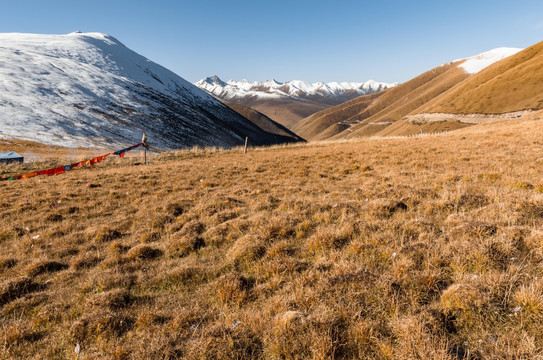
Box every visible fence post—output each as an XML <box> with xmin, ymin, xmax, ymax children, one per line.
<box><xmin>142</xmin><ymin>132</ymin><xmax>148</xmax><ymax>165</ymax></box>
<box><xmin>244</xmin><ymin>137</ymin><xmax>248</xmax><ymax>154</ymax></box>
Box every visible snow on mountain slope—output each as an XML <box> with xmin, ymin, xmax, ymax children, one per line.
<box><xmin>195</xmin><ymin>76</ymin><xmax>396</xmax><ymax>101</ymax></box>
<box><xmin>0</xmin><ymin>33</ymin><xmax>297</xmax><ymax>149</ymax></box>
<box><xmin>457</xmin><ymin>47</ymin><xmax>522</xmax><ymax>74</ymax></box>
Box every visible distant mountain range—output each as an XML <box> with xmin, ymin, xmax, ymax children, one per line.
<box><xmin>292</xmin><ymin>46</ymin><xmax>531</xmax><ymax>140</ymax></box>
<box><xmin>0</xmin><ymin>33</ymin><xmax>301</xmax><ymax>149</ymax></box>
<box><xmin>195</xmin><ymin>76</ymin><xmax>396</xmax><ymax>128</ymax></box>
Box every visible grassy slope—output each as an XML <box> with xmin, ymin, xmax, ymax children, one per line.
<box><xmin>294</xmin><ymin>62</ymin><xmax>469</xmax><ymax>141</ymax></box>
<box><xmin>418</xmin><ymin>41</ymin><xmax>543</xmax><ymax>114</ymax></box>
<box><xmin>230</xmin><ymin>98</ymin><xmax>330</xmax><ymax>129</ymax></box>
<box><xmin>3</xmin><ymin>114</ymin><xmax>543</xmax><ymax>358</ymax></box>
<box><xmin>291</xmin><ymin>92</ymin><xmax>381</xmax><ymax>140</ymax></box>
<box><xmin>376</xmin><ymin>118</ymin><xmax>470</xmax><ymax>137</ymax></box>
<box><xmin>221</xmin><ymin>101</ymin><xmax>306</xmax><ymax>142</ymax></box>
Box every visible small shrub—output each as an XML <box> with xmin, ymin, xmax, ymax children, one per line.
<box><xmin>94</xmin><ymin>227</ymin><xmax>122</xmax><ymax>242</ymax></box>
<box><xmin>87</xmin><ymin>288</ymin><xmax>132</xmax><ymax>310</ymax></box>
<box><xmin>140</xmin><ymin>230</ymin><xmax>162</xmax><ymax>243</ymax></box>
<box><xmin>440</xmin><ymin>282</ymin><xmax>488</xmax><ymax>328</ymax></box>
<box><xmin>45</xmin><ymin>213</ymin><xmax>64</xmax><ymax>222</ymax></box>
<box><xmin>226</xmin><ymin>235</ymin><xmax>266</xmax><ymax>264</ymax></box>
<box><xmin>167</xmin><ymin>235</ymin><xmax>205</xmax><ymax>258</ymax></box>
<box><xmin>178</xmin><ymin>220</ymin><xmax>205</xmax><ymax>237</ymax></box>
<box><xmin>513</xmin><ymin>181</ymin><xmax>534</xmax><ymax>190</ymax></box>
<box><xmin>26</xmin><ymin>260</ymin><xmax>68</xmax><ymax>276</ymax></box>
<box><xmin>166</xmin><ymin>202</ymin><xmax>188</xmax><ymax>217</ymax></box>
<box><xmin>368</xmin><ymin>199</ymin><xmax>409</xmax><ymax>219</ymax></box>
<box><xmin>73</xmin><ymin>311</ymin><xmax>134</xmax><ymax>340</ymax></box>
<box><xmin>0</xmin><ymin>277</ymin><xmax>42</xmax><ymax>305</ymax></box>
<box><xmin>0</xmin><ymin>231</ymin><xmax>13</xmax><ymax>242</ymax></box>
<box><xmin>512</xmin><ymin>281</ymin><xmax>543</xmax><ymax>319</ymax></box>
<box><xmin>0</xmin><ymin>258</ymin><xmax>17</xmax><ymax>271</ymax></box>
<box><xmin>127</xmin><ymin>244</ymin><xmax>162</xmax><ymax>261</ymax></box>
<box><xmin>215</xmin><ymin>272</ymin><xmax>252</xmax><ymax>305</ymax></box>
<box><xmin>307</xmin><ymin>226</ymin><xmax>350</xmax><ymax>252</ymax></box>
<box><xmin>70</xmin><ymin>254</ymin><xmax>102</xmax><ymax>270</ymax></box>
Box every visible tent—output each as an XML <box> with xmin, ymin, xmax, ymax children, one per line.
<box><xmin>0</xmin><ymin>151</ymin><xmax>24</xmax><ymax>164</ymax></box>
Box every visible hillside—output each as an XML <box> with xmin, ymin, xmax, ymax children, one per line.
<box><xmin>195</xmin><ymin>76</ymin><xmax>395</xmax><ymax>128</ymax></box>
<box><xmin>2</xmin><ymin>113</ymin><xmax>543</xmax><ymax>358</ymax></box>
<box><xmin>221</xmin><ymin>102</ymin><xmax>305</xmax><ymax>143</ymax></box>
<box><xmin>0</xmin><ymin>33</ymin><xmax>301</xmax><ymax>149</ymax></box>
<box><xmin>294</xmin><ymin>61</ymin><xmax>470</xmax><ymax>140</ymax></box>
<box><xmin>416</xmin><ymin>41</ymin><xmax>543</xmax><ymax>114</ymax></box>
<box><xmin>295</xmin><ymin>47</ymin><xmax>522</xmax><ymax>141</ymax></box>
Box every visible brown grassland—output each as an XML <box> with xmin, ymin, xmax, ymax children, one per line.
<box><xmin>293</xmin><ymin>40</ymin><xmax>543</xmax><ymax>142</ymax></box>
<box><xmin>293</xmin><ymin>62</ymin><xmax>469</xmax><ymax>141</ymax></box>
<box><xmin>2</xmin><ymin>113</ymin><xmax>543</xmax><ymax>359</ymax></box>
<box><xmin>228</xmin><ymin>98</ymin><xmax>330</xmax><ymax>130</ymax></box>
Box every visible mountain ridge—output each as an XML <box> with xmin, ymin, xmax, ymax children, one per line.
<box><xmin>196</xmin><ymin>76</ymin><xmax>395</xmax><ymax>101</ymax></box>
<box><xmin>0</xmin><ymin>32</ymin><xmax>301</xmax><ymax>149</ymax></box>
<box><xmin>294</xmin><ymin>46</ymin><xmax>526</xmax><ymax>141</ymax></box>
<box><xmin>195</xmin><ymin>75</ymin><xmax>396</xmax><ymax>128</ymax></box>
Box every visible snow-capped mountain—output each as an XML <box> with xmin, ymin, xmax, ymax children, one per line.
<box><xmin>195</xmin><ymin>76</ymin><xmax>396</xmax><ymax>128</ymax></box>
<box><xmin>196</xmin><ymin>76</ymin><xmax>395</xmax><ymax>102</ymax></box>
<box><xmin>0</xmin><ymin>32</ymin><xmax>299</xmax><ymax>148</ymax></box>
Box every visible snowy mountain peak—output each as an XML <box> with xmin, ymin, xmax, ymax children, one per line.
<box><xmin>197</xmin><ymin>75</ymin><xmax>227</xmax><ymax>87</ymax></box>
<box><xmin>264</xmin><ymin>79</ymin><xmax>283</xmax><ymax>87</ymax></box>
<box><xmin>457</xmin><ymin>47</ymin><xmax>523</xmax><ymax>74</ymax></box>
<box><xmin>195</xmin><ymin>76</ymin><xmax>396</xmax><ymax>101</ymax></box>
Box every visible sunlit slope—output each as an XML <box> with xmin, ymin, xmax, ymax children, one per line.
<box><xmin>295</xmin><ymin>62</ymin><xmax>469</xmax><ymax>140</ymax></box>
<box><xmin>291</xmin><ymin>92</ymin><xmax>381</xmax><ymax>140</ymax></box>
<box><xmin>418</xmin><ymin>41</ymin><xmax>543</xmax><ymax>114</ymax></box>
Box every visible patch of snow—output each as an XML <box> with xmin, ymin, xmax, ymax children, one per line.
<box><xmin>457</xmin><ymin>47</ymin><xmax>523</xmax><ymax>74</ymax></box>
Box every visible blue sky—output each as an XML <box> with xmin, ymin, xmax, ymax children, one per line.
<box><xmin>1</xmin><ymin>1</ymin><xmax>542</xmax><ymax>83</ymax></box>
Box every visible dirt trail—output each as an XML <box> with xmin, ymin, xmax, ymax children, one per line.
<box><xmin>405</xmin><ymin>110</ymin><xmax>533</xmax><ymax>124</ymax></box>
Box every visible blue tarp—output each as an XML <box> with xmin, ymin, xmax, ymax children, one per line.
<box><xmin>0</xmin><ymin>151</ymin><xmax>24</xmax><ymax>164</ymax></box>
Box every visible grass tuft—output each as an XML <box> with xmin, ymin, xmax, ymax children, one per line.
<box><xmin>127</xmin><ymin>244</ymin><xmax>163</xmax><ymax>261</ymax></box>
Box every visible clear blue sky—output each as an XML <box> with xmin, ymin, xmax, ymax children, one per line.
<box><xmin>1</xmin><ymin>0</ymin><xmax>542</xmax><ymax>83</ymax></box>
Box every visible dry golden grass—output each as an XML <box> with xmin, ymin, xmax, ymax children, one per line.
<box><xmin>293</xmin><ymin>62</ymin><xmax>469</xmax><ymax>141</ymax></box>
<box><xmin>292</xmin><ymin>93</ymin><xmax>381</xmax><ymax>140</ymax></box>
<box><xmin>294</xmin><ymin>40</ymin><xmax>543</xmax><ymax>141</ymax></box>
<box><xmin>222</xmin><ymin>101</ymin><xmax>305</xmax><ymax>142</ymax></box>
<box><xmin>231</xmin><ymin>98</ymin><xmax>330</xmax><ymax>129</ymax></box>
<box><xmin>3</xmin><ymin>115</ymin><xmax>543</xmax><ymax>358</ymax></box>
<box><xmin>0</xmin><ymin>139</ymin><xmax>109</xmax><ymax>162</ymax></box>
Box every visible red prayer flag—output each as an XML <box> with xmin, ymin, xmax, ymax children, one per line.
<box><xmin>0</xmin><ymin>142</ymin><xmax>139</xmax><ymax>181</ymax></box>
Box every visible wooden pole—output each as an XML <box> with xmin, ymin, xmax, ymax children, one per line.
<box><xmin>244</xmin><ymin>137</ymin><xmax>248</xmax><ymax>154</ymax></box>
<box><xmin>142</xmin><ymin>132</ymin><xmax>148</xmax><ymax>165</ymax></box>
